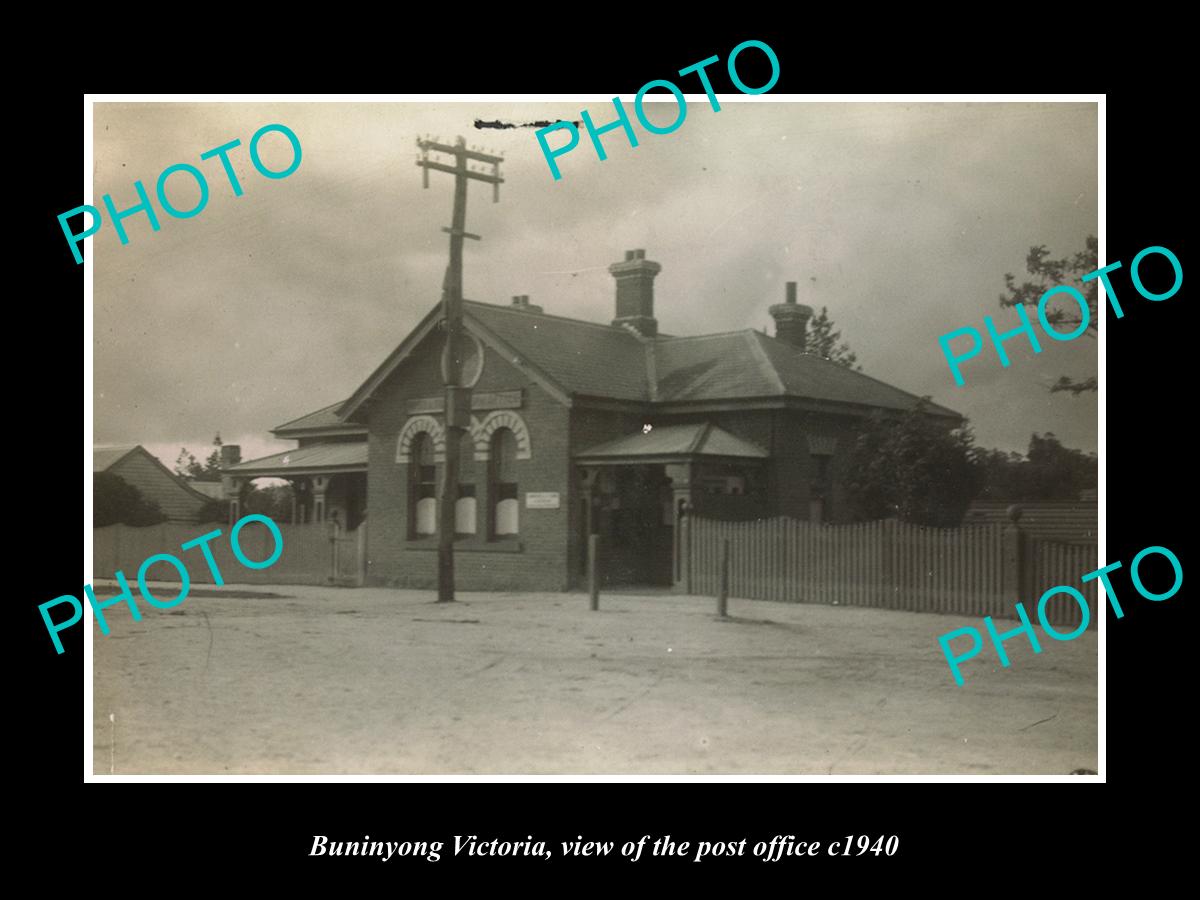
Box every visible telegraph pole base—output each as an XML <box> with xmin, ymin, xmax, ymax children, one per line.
<box><xmin>437</xmin><ymin>546</ymin><xmax>455</xmax><ymax>602</ymax></box>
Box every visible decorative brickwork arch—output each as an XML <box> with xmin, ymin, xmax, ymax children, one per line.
<box><xmin>397</xmin><ymin>415</ymin><xmax>446</xmax><ymax>463</ymax></box>
<box><xmin>468</xmin><ymin>415</ymin><xmax>488</xmax><ymax>461</ymax></box>
<box><xmin>474</xmin><ymin>410</ymin><xmax>532</xmax><ymax>461</ymax></box>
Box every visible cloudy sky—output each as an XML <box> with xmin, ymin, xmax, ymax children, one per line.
<box><xmin>91</xmin><ymin>100</ymin><xmax>1098</xmax><ymax>468</ymax></box>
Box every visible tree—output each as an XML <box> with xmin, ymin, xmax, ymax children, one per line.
<box><xmin>974</xmin><ymin>433</ymin><xmax>1097</xmax><ymax>503</ymax></box>
<box><xmin>973</xmin><ymin>447</ymin><xmax>1028</xmax><ymax>503</ymax></box>
<box><xmin>174</xmin><ymin>433</ymin><xmax>224</xmax><ymax>482</ymax></box>
<box><xmin>845</xmin><ymin>400</ymin><xmax>983</xmax><ymax>527</ymax></box>
<box><xmin>196</xmin><ymin>497</ymin><xmax>230</xmax><ymax>524</ymax></box>
<box><xmin>1024</xmin><ymin>432</ymin><xmax>1097</xmax><ymax>501</ymax></box>
<box><xmin>94</xmin><ymin>472</ymin><xmax>167</xmax><ymax>527</ymax></box>
<box><xmin>999</xmin><ymin>235</ymin><xmax>1098</xmax><ymax>395</ymax></box>
<box><xmin>806</xmin><ymin>307</ymin><xmax>861</xmax><ymax>370</ymax></box>
<box><xmin>242</xmin><ymin>483</ymin><xmax>294</xmax><ymax>522</ymax></box>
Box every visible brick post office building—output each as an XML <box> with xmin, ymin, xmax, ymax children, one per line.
<box><xmin>228</xmin><ymin>249</ymin><xmax>959</xmax><ymax>591</ymax></box>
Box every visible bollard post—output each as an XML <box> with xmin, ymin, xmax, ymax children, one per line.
<box><xmin>717</xmin><ymin>538</ymin><xmax>729</xmax><ymax>618</ymax></box>
<box><xmin>1002</xmin><ymin>504</ymin><xmax>1028</xmax><ymax>606</ymax></box>
<box><xmin>588</xmin><ymin>533</ymin><xmax>600</xmax><ymax>611</ymax></box>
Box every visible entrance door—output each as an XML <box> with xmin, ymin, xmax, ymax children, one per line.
<box><xmin>594</xmin><ymin>465</ymin><xmax>674</xmax><ymax>588</ymax></box>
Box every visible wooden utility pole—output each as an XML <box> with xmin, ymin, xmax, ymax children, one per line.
<box><xmin>416</xmin><ymin>135</ymin><xmax>504</xmax><ymax>602</ymax></box>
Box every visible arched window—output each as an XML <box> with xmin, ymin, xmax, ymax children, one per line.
<box><xmin>490</xmin><ymin>427</ymin><xmax>519</xmax><ymax>537</ymax></box>
<box><xmin>455</xmin><ymin>431</ymin><xmax>477</xmax><ymax>536</ymax></box>
<box><xmin>410</xmin><ymin>432</ymin><xmax>437</xmax><ymax>537</ymax></box>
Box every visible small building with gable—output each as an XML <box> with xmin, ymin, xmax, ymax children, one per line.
<box><xmin>94</xmin><ymin>444</ymin><xmax>217</xmax><ymax>524</ymax></box>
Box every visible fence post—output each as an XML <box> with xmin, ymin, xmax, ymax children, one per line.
<box><xmin>1002</xmin><ymin>505</ymin><xmax>1029</xmax><ymax>607</ymax></box>
<box><xmin>113</xmin><ymin>524</ymin><xmax>122</xmax><ymax>579</ymax></box>
<box><xmin>330</xmin><ymin>526</ymin><xmax>338</xmax><ymax>584</ymax></box>
<box><xmin>356</xmin><ymin>522</ymin><xmax>368</xmax><ymax>587</ymax></box>
<box><xmin>679</xmin><ymin>502</ymin><xmax>692</xmax><ymax>594</ymax></box>
<box><xmin>717</xmin><ymin>538</ymin><xmax>729</xmax><ymax>618</ymax></box>
<box><xmin>588</xmin><ymin>534</ymin><xmax>599</xmax><ymax>611</ymax></box>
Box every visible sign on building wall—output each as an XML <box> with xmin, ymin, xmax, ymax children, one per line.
<box><xmin>406</xmin><ymin>389</ymin><xmax>523</xmax><ymax>415</ymax></box>
<box><xmin>525</xmin><ymin>492</ymin><xmax>560</xmax><ymax>509</ymax></box>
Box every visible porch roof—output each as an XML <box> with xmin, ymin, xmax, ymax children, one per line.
<box><xmin>227</xmin><ymin>443</ymin><xmax>368</xmax><ymax>478</ymax></box>
<box><xmin>575</xmin><ymin>423</ymin><xmax>768</xmax><ymax>465</ymax></box>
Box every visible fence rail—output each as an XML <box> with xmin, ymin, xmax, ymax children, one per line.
<box><xmin>683</xmin><ymin>515</ymin><xmax>1096</xmax><ymax>626</ymax></box>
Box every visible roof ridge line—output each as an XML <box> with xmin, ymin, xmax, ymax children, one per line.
<box><xmin>755</xmin><ymin>330</ymin><xmax>959</xmax><ymax>418</ymax></box>
<box><xmin>464</xmin><ymin>299</ymin><xmax>639</xmax><ymax>336</ymax></box>
<box><xmin>746</xmin><ymin>331</ymin><xmax>787</xmax><ymax>395</ymax></box>
<box><xmin>463</xmin><ymin>311</ymin><xmax>574</xmax><ymax>407</ymax></box>
<box><xmin>659</xmin><ymin>328</ymin><xmax>761</xmax><ymax>342</ymax></box>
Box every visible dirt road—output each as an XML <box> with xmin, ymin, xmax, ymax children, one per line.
<box><xmin>91</xmin><ymin>584</ymin><xmax>1097</xmax><ymax>775</ymax></box>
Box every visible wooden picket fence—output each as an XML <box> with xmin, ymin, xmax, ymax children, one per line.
<box><xmin>92</xmin><ymin>521</ymin><xmax>367</xmax><ymax>587</ymax></box>
<box><xmin>1029</xmin><ymin>538</ymin><xmax>1100</xmax><ymax>628</ymax></box>
<box><xmin>682</xmin><ymin>516</ymin><xmax>1097</xmax><ymax>626</ymax></box>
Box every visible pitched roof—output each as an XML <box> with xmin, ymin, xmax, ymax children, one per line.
<box><xmin>333</xmin><ymin>298</ymin><xmax>962</xmax><ymax>422</ymax></box>
<box><xmin>94</xmin><ymin>445</ymin><xmax>139</xmax><ymax>471</ymax></box>
<box><xmin>577</xmin><ymin>423</ymin><xmax>769</xmax><ymax>462</ymax></box>
<box><xmin>751</xmin><ymin>332</ymin><xmax>959</xmax><ymax>416</ymax></box>
<box><xmin>465</xmin><ymin>302</ymin><xmax>650</xmax><ymax>401</ymax></box>
<box><xmin>273</xmin><ymin>400</ymin><xmax>365</xmax><ymax>436</ymax></box>
<box><xmin>228</xmin><ymin>443</ymin><xmax>368</xmax><ymax>477</ymax></box>
<box><xmin>188</xmin><ymin>481</ymin><xmax>226</xmax><ymax>500</ymax></box>
<box><xmin>93</xmin><ymin>445</ymin><xmax>214</xmax><ymax>522</ymax></box>
<box><xmin>964</xmin><ymin>501</ymin><xmax>1097</xmax><ymax>543</ymax></box>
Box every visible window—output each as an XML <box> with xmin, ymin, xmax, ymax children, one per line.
<box><xmin>455</xmin><ymin>432</ymin><xmax>477</xmax><ymax>536</ymax></box>
<box><xmin>410</xmin><ymin>432</ymin><xmax>437</xmax><ymax>537</ymax></box>
<box><xmin>490</xmin><ymin>427</ymin><xmax>519</xmax><ymax>537</ymax></box>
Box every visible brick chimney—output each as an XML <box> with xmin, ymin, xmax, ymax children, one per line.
<box><xmin>510</xmin><ymin>294</ymin><xmax>543</xmax><ymax>314</ymax></box>
<box><xmin>609</xmin><ymin>249</ymin><xmax>660</xmax><ymax>338</ymax></box>
<box><xmin>219</xmin><ymin>444</ymin><xmax>241</xmax><ymax>502</ymax></box>
<box><xmin>769</xmin><ymin>281</ymin><xmax>813</xmax><ymax>349</ymax></box>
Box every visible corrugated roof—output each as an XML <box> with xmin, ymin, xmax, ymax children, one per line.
<box><xmin>94</xmin><ymin>445</ymin><xmax>139</xmax><ymax>471</ymax></box>
<box><xmin>964</xmin><ymin>502</ymin><xmax>1097</xmax><ymax>542</ymax></box>
<box><xmin>188</xmin><ymin>481</ymin><xmax>225</xmax><ymax>499</ymax></box>
<box><xmin>93</xmin><ymin>445</ymin><xmax>213</xmax><ymax>522</ymax></box>
<box><xmin>577</xmin><ymin>423</ymin><xmax>768</xmax><ymax>460</ymax></box>
<box><xmin>229</xmin><ymin>443</ymin><xmax>368</xmax><ymax>475</ymax></box>
<box><xmin>273</xmin><ymin>400</ymin><xmax>363</xmax><ymax>434</ymax></box>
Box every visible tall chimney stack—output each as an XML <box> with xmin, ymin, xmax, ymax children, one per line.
<box><xmin>769</xmin><ymin>281</ymin><xmax>813</xmax><ymax>349</ymax></box>
<box><xmin>609</xmin><ymin>249</ymin><xmax>661</xmax><ymax>338</ymax></box>
<box><xmin>219</xmin><ymin>444</ymin><xmax>242</xmax><ymax>502</ymax></box>
<box><xmin>510</xmin><ymin>294</ymin><xmax>543</xmax><ymax>314</ymax></box>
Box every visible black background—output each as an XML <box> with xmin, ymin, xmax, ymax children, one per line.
<box><xmin>23</xmin><ymin>24</ymin><xmax>1187</xmax><ymax>885</ymax></box>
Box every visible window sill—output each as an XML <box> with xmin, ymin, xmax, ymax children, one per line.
<box><xmin>405</xmin><ymin>537</ymin><xmax>524</xmax><ymax>553</ymax></box>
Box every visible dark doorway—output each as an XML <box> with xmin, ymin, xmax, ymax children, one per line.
<box><xmin>587</xmin><ymin>465</ymin><xmax>674</xmax><ymax>588</ymax></box>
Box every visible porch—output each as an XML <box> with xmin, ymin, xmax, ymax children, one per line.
<box><xmin>225</xmin><ymin>443</ymin><xmax>368</xmax><ymax>530</ymax></box>
<box><xmin>574</xmin><ymin>422</ymin><xmax>768</xmax><ymax>589</ymax></box>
